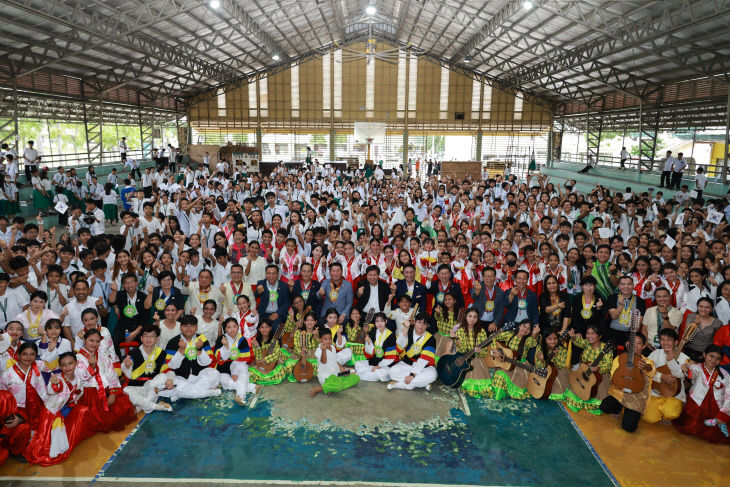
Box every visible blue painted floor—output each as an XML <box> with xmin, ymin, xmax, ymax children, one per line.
<box><xmin>102</xmin><ymin>386</ymin><xmax>614</xmax><ymax>486</ymax></box>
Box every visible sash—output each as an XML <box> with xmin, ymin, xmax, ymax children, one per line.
<box><xmin>666</xmin><ymin>280</ymin><xmax>680</xmax><ymax>307</ymax></box>
<box><xmin>406</xmin><ymin>332</ymin><xmax>432</xmax><ymax>359</ymax></box>
<box><xmin>374</xmin><ymin>328</ymin><xmax>391</xmax><ymax>358</ymax></box>
<box><xmin>78</xmin><ymin>348</ymin><xmax>108</xmax><ymax>411</ymax></box>
<box><xmin>283</xmin><ymin>252</ymin><xmax>298</xmax><ymax>276</ymax></box>
<box><xmin>239</xmin><ymin>310</ymin><xmax>252</xmax><ymax>335</ymax></box>
<box><xmin>26</xmin><ymin>308</ymin><xmax>43</xmax><ymax>339</ymax></box>
<box><xmin>229</xmin><ymin>281</ymin><xmax>244</xmax><ymax>303</ymax></box>
<box><xmin>131</xmin><ymin>347</ymin><xmax>163</xmax><ymax>380</ymax></box>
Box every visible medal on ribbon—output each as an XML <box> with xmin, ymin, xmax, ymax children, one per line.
<box><xmin>199</xmin><ymin>292</ymin><xmax>208</xmax><ymax>301</ymax></box>
<box><xmin>123</xmin><ymin>304</ymin><xmax>137</xmax><ymax>318</ymax></box>
<box><xmin>145</xmin><ymin>361</ymin><xmax>154</xmax><ymax>371</ymax></box>
<box><xmin>185</xmin><ymin>344</ymin><xmax>197</xmax><ymax>360</ymax></box>
<box><xmin>155</xmin><ymin>299</ymin><xmax>166</xmax><ymax>311</ymax></box>
<box><xmin>301</xmin><ymin>290</ymin><xmax>310</xmax><ymax>301</ymax></box>
<box><xmin>581</xmin><ymin>308</ymin><xmax>592</xmax><ymax>319</ymax></box>
<box><xmin>232</xmin><ymin>294</ymin><xmax>240</xmax><ymax>305</ymax></box>
<box><xmin>436</xmin><ymin>292</ymin><xmax>445</xmax><ymax>303</ymax></box>
<box><xmin>412</xmin><ymin>344</ymin><xmax>422</xmax><ymax>354</ymax></box>
<box><xmin>230</xmin><ymin>348</ymin><xmax>240</xmax><ymax>359</ymax></box>
<box><xmin>29</xmin><ymin>326</ymin><xmax>39</xmax><ymax>339</ymax></box>
<box><xmin>485</xmin><ymin>300</ymin><xmax>495</xmax><ymax>311</ymax></box>
<box><xmin>619</xmin><ymin>310</ymin><xmax>630</xmax><ymax>325</ymax></box>
<box><xmin>518</xmin><ymin>299</ymin><xmax>527</xmax><ymax>310</ymax></box>
<box><xmin>329</xmin><ymin>289</ymin><xmax>339</xmax><ymax>301</ymax></box>
<box><xmin>269</xmin><ymin>291</ymin><xmax>278</xmax><ymax>302</ymax></box>
<box><xmin>375</xmin><ymin>347</ymin><xmax>384</xmax><ymax>358</ymax></box>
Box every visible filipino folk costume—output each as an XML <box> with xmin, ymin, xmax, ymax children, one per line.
<box><xmin>564</xmin><ymin>336</ymin><xmax>613</xmax><ymax>413</ymax></box>
<box><xmin>489</xmin><ymin>331</ymin><xmax>538</xmax><ymax>400</ymax></box>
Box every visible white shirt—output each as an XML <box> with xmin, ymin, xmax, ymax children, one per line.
<box><xmin>0</xmin><ymin>287</ymin><xmax>23</xmax><ymax>330</ymax></box>
<box><xmin>23</xmin><ymin>148</ymin><xmax>39</xmax><ymax>165</ymax></box>
<box><xmin>673</xmin><ymin>158</ymin><xmax>687</xmax><ymax>173</ymax></box>
<box><xmin>695</xmin><ymin>173</ymin><xmax>707</xmax><ymax>191</ymax></box>
<box><xmin>365</xmin><ymin>284</ymin><xmax>380</xmax><ymax>312</ymax></box>
<box><xmin>620</xmin><ymin>150</ymin><xmax>629</xmax><ymax>159</ymax></box>
<box><xmin>62</xmin><ymin>297</ymin><xmax>95</xmax><ymax>337</ymax></box>
<box><xmin>662</xmin><ymin>156</ymin><xmax>676</xmax><ymax>171</ymax></box>
<box><xmin>118</xmin><ymin>140</ymin><xmax>127</xmax><ymax>153</ymax></box>
<box><xmin>314</xmin><ymin>344</ymin><xmax>341</xmax><ymax>384</ymax></box>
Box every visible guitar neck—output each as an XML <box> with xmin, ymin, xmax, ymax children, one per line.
<box><xmin>501</xmin><ymin>355</ymin><xmax>535</xmax><ymax>372</ymax></box>
<box><xmin>589</xmin><ymin>345</ymin><xmax>609</xmax><ymax>368</ymax></box>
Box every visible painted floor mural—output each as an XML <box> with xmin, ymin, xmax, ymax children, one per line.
<box><xmin>100</xmin><ymin>383</ymin><xmax>615</xmax><ymax>486</ymax></box>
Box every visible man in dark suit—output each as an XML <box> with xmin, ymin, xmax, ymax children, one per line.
<box><xmin>503</xmin><ymin>269</ymin><xmax>539</xmax><ymax>325</ymax></box>
<box><xmin>425</xmin><ymin>264</ymin><xmax>464</xmax><ymax>310</ymax></box>
<box><xmin>355</xmin><ymin>265</ymin><xmax>392</xmax><ymax>313</ymax></box>
<box><xmin>393</xmin><ymin>263</ymin><xmax>426</xmax><ymax>311</ymax></box>
<box><xmin>109</xmin><ymin>272</ymin><xmax>151</xmax><ymax>355</ymax></box>
<box><xmin>290</xmin><ymin>262</ymin><xmax>322</xmax><ymax>316</ymax></box>
<box><xmin>470</xmin><ymin>266</ymin><xmax>506</xmax><ymax>331</ymax></box>
<box><xmin>255</xmin><ymin>264</ymin><xmax>291</xmax><ymax>331</ymax></box>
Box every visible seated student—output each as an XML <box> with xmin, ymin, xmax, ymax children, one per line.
<box><xmin>431</xmin><ymin>292</ymin><xmax>461</xmax><ymax>357</ymax></box>
<box><xmin>320</xmin><ymin>308</ymin><xmax>353</xmax><ymax>365</ymax></box>
<box><xmin>354</xmin><ymin>312</ymin><xmax>397</xmax><ymax>382</ymax></box>
<box><xmin>194</xmin><ymin>299</ymin><xmax>222</xmax><ymax>347</ymax></box>
<box><xmin>154</xmin><ymin>302</ymin><xmax>181</xmax><ymax>350</ymax></box>
<box><xmin>14</xmin><ymin>290</ymin><xmax>58</xmax><ymax>342</ymax></box>
<box><xmin>0</xmin><ymin>343</ymin><xmax>46</xmax><ymax>460</ymax></box>
<box><xmin>489</xmin><ymin>319</ymin><xmax>540</xmax><ymax>401</ymax></box>
<box><xmin>342</xmin><ymin>307</ymin><xmax>370</xmax><ymax>362</ymax></box>
<box><xmin>386</xmin><ymin>294</ymin><xmax>415</xmax><ymax>336</ymax></box>
<box><xmin>27</xmin><ymin>352</ymin><xmax>94</xmax><ymax>466</ymax></box>
<box><xmin>250</xmin><ymin>319</ymin><xmax>295</xmax><ymax>385</ymax></box>
<box><xmin>121</xmin><ymin>324</ymin><xmax>174</xmax><ymax>413</ymax></box>
<box><xmin>158</xmin><ymin>315</ymin><xmax>221</xmax><ymax>402</ymax></box>
<box><xmin>564</xmin><ymin>325</ymin><xmax>614</xmax><ymax>413</ymax></box>
<box><xmin>37</xmin><ymin>319</ymin><xmax>73</xmax><ymax>379</ymax></box>
<box><xmin>387</xmin><ymin>312</ymin><xmax>437</xmax><ymax>391</ymax></box>
<box><xmin>643</xmin><ymin>328</ymin><xmax>690</xmax><ymax>424</ymax></box>
<box><xmin>534</xmin><ymin>327</ymin><xmax>571</xmax><ymax>401</ymax></box>
<box><xmin>310</xmin><ymin>327</ymin><xmax>360</xmax><ymax>397</ymax></box>
<box><xmin>599</xmin><ymin>332</ymin><xmax>656</xmax><ymax>433</ymax></box>
<box><xmin>0</xmin><ymin>321</ymin><xmax>24</xmax><ymax>369</ymax></box>
<box><xmin>75</xmin><ymin>329</ymin><xmax>137</xmax><ymax>433</ymax></box>
<box><xmin>215</xmin><ymin>318</ymin><xmax>256</xmax><ymax>406</ymax></box>
<box><xmin>674</xmin><ymin>345</ymin><xmax>730</xmax><ymax>443</ymax></box>
<box><xmin>449</xmin><ymin>309</ymin><xmax>491</xmax><ymax>397</ymax></box>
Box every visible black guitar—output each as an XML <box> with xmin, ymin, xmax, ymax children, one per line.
<box><xmin>436</xmin><ymin>322</ymin><xmax>517</xmax><ymax>388</ymax></box>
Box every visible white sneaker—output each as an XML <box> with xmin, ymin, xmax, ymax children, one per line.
<box><xmin>425</xmin><ymin>384</ymin><xmax>432</xmax><ymax>391</ymax></box>
<box><xmin>387</xmin><ymin>381</ymin><xmax>397</xmax><ymax>390</ymax></box>
<box><xmin>210</xmin><ymin>388</ymin><xmax>222</xmax><ymax>397</ymax></box>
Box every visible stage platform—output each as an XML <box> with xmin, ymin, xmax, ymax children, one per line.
<box><xmin>2</xmin><ymin>381</ymin><xmax>727</xmax><ymax>487</ymax></box>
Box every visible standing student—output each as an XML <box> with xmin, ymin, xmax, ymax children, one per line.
<box><xmin>694</xmin><ymin>166</ymin><xmax>707</xmax><ymax>201</ymax></box>
<box><xmin>309</xmin><ymin>327</ymin><xmax>360</xmax><ymax>397</ymax></box>
<box><xmin>659</xmin><ymin>150</ymin><xmax>675</xmax><ymax>188</ymax></box>
<box><xmin>670</xmin><ymin>152</ymin><xmax>687</xmax><ymax>190</ymax></box>
<box><xmin>619</xmin><ymin>147</ymin><xmax>630</xmax><ymax>170</ymax></box>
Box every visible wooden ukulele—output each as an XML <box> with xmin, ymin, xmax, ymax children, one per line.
<box><xmin>281</xmin><ymin>306</ymin><xmax>311</xmax><ymax>350</ymax></box>
<box><xmin>355</xmin><ymin>308</ymin><xmax>376</xmax><ymax>344</ymax></box>
<box><xmin>651</xmin><ymin>322</ymin><xmax>698</xmax><ymax>398</ymax></box>
<box><xmin>292</xmin><ymin>327</ymin><xmax>315</xmax><ymax>382</ymax></box>
<box><xmin>568</xmin><ymin>342</ymin><xmax>615</xmax><ymax>402</ymax></box>
<box><xmin>611</xmin><ymin>308</ymin><xmax>650</xmax><ymax>394</ymax></box>
<box><xmin>436</xmin><ymin>322</ymin><xmax>516</xmax><ymax>388</ymax></box>
<box><xmin>527</xmin><ymin>329</ymin><xmax>570</xmax><ymax>400</ymax></box>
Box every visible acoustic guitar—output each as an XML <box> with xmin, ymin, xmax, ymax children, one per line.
<box><xmin>611</xmin><ymin>308</ymin><xmax>650</xmax><ymax>394</ymax></box>
<box><xmin>436</xmin><ymin>322</ymin><xmax>516</xmax><ymax>388</ymax></box>
<box><xmin>255</xmin><ymin>314</ymin><xmax>300</xmax><ymax>374</ymax></box>
<box><xmin>651</xmin><ymin>322</ymin><xmax>698</xmax><ymax>398</ymax></box>
<box><xmin>568</xmin><ymin>343</ymin><xmax>615</xmax><ymax>402</ymax></box>
<box><xmin>527</xmin><ymin>329</ymin><xmax>570</xmax><ymax>400</ymax></box>
<box><xmin>486</xmin><ymin>345</ymin><xmax>555</xmax><ymax>400</ymax></box>
<box><xmin>281</xmin><ymin>305</ymin><xmax>311</xmax><ymax>350</ymax></box>
<box><xmin>292</xmin><ymin>327</ymin><xmax>315</xmax><ymax>382</ymax></box>
<box><xmin>355</xmin><ymin>308</ymin><xmax>376</xmax><ymax>343</ymax></box>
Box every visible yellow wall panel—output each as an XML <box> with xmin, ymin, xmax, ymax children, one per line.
<box><xmin>448</xmin><ymin>69</ymin><xmax>473</xmax><ymax>121</ymax></box>
<box><xmin>341</xmin><ymin>42</ymin><xmax>367</xmax><ymax>120</ymax></box>
<box><xmin>267</xmin><ymin>69</ymin><xmax>291</xmax><ymax>119</ymax></box>
<box><xmin>374</xmin><ymin>52</ymin><xmax>398</xmax><ymax>121</ymax></box>
<box><xmin>299</xmin><ymin>57</ymin><xmax>323</xmax><ymax>119</ymax></box>
<box><xmin>416</xmin><ymin>58</ymin><xmax>440</xmax><ymax>121</ymax></box>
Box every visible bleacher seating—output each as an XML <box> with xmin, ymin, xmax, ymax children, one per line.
<box><xmin>540</xmin><ymin>161</ymin><xmax>728</xmax><ymax>200</ymax></box>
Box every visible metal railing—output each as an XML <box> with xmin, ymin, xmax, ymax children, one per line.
<box><xmin>23</xmin><ymin>150</ymin><xmax>145</xmax><ymax>170</ymax></box>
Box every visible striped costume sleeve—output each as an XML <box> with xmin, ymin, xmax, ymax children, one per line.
<box><xmin>418</xmin><ymin>336</ymin><xmax>437</xmax><ymax>366</ymax></box>
<box><xmin>235</xmin><ymin>337</ymin><xmax>253</xmax><ymax>363</ymax></box>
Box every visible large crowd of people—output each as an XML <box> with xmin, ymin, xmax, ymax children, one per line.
<box><xmin>0</xmin><ymin>147</ymin><xmax>729</xmax><ymax>467</ymax></box>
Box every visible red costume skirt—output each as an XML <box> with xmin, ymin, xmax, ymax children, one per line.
<box><xmin>673</xmin><ymin>392</ymin><xmax>730</xmax><ymax>444</ymax></box>
<box><xmin>78</xmin><ymin>387</ymin><xmax>137</xmax><ymax>433</ymax></box>
<box><xmin>0</xmin><ymin>391</ymin><xmax>30</xmax><ymax>466</ymax></box>
<box><xmin>22</xmin><ymin>403</ymin><xmax>97</xmax><ymax>466</ymax></box>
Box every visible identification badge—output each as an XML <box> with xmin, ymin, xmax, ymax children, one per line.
<box><xmin>518</xmin><ymin>299</ymin><xmax>527</xmax><ymax>310</ymax></box>
<box><xmin>485</xmin><ymin>300</ymin><xmax>495</xmax><ymax>312</ymax></box>
<box><xmin>155</xmin><ymin>299</ymin><xmax>166</xmax><ymax>310</ymax></box>
<box><xmin>301</xmin><ymin>290</ymin><xmax>310</xmax><ymax>301</ymax></box>
<box><xmin>619</xmin><ymin>310</ymin><xmax>630</xmax><ymax>325</ymax></box>
<box><xmin>123</xmin><ymin>305</ymin><xmax>137</xmax><ymax>318</ymax></box>
<box><xmin>436</xmin><ymin>292</ymin><xmax>445</xmax><ymax>303</ymax></box>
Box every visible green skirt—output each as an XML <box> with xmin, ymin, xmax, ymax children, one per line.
<box><xmin>345</xmin><ymin>341</ymin><xmax>366</xmax><ymax>365</ymax></box>
<box><xmin>563</xmin><ymin>388</ymin><xmax>602</xmax><ymax>414</ymax></box>
<box><xmin>528</xmin><ymin>160</ymin><xmax>537</xmax><ymax>171</ymax></box>
<box><xmin>103</xmin><ymin>203</ymin><xmax>118</xmax><ymax>221</ymax></box>
<box><xmin>0</xmin><ymin>200</ymin><xmax>8</xmax><ymax>215</ymax></box>
<box><xmin>6</xmin><ymin>200</ymin><xmax>20</xmax><ymax>215</ymax></box>
<box><xmin>250</xmin><ymin>358</ymin><xmax>297</xmax><ymax>385</ymax></box>
<box><xmin>490</xmin><ymin>369</ymin><xmax>530</xmax><ymax>400</ymax></box>
<box><xmin>34</xmin><ymin>189</ymin><xmax>53</xmax><ymax>210</ymax></box>
<box><xmin>461</xmin><ymin>378</ymin><xmax>494</xmax><ymax>398</ymax></box>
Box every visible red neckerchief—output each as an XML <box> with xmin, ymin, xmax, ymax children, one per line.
<box><xmin>300</xmin><ymin>279</ymin><xmax>313</xmax><ymax>291</ymax></box>
<box><xmin>385</xmin><ymin>258</ymin><xmax>396</xmax><ymax>275</ymax></box>
<box><xmin>368</xmin><ymin>252</ymin><xmax>380</xmax><ymax>266</ymax></box>
<box><xmin>56</xmin><ymin>374</ymin><xmax>82</xmax><ymax>405</ymax></box>
<box><xmin>345</xmin><ymin>255</ymin><xmax>356</xmax><ymax>280</ymax></box>
<box><xmin>634</xmin><ymin>272</ymin><xmax>648</xmax><ymax>293</ymax></box>
<box><xmin>230</xmin><ymin>280</ymin><xmax>244</xmax><ymax>296</ymax></box>
<box><xmin>409</xmin><ymin>250</ymin><xmax>416</xmax><ymax>262</ymax></box>
<box><xmin>312</xmin><ymin>258</ymin><xmax>322</xmax><ymax>281</ymax></box>
<box><xmin>223</xmin><ymin>225</ymin><xmax>234</xmax><ymax>240</ymax></box>
<box><xmin>666</xmin><ymin>279</ymin><xmax>680</xmax><ymax>307</ymax></box>
<box><xmin>231</xmin><ymin>243</ymin><xmax>246</xmax><ymax>262</ymax></box>
<box><xmin>78</xmin><ymin>347</ymin><xmax>108</xmax><ymax>411</ymax></box>
<box><xmin>239</xmin><ymin>310</ymin><xmax>251</xmax><ymax>332</ymax></box>
<box><xmin>275</xmin><ymin>240</ymin><xmax>286</xmax><ymax>251</ymax></box>
<box><xmin>283</xmin><ymin>251</ymin><xmax>298</xmax><ymax>274</ymax></box>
